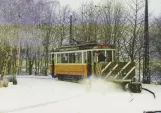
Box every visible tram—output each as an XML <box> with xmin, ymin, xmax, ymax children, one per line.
<box><xmin>49</xmin><ymin>42</ymin><xmax>142</xmax><ymax>93</ymax></box>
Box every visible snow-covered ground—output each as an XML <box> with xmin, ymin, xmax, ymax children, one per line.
<box><xmin>0</xmin><ymin>75</ymin><xmax>161</xmax><ymax>113</ymax></box>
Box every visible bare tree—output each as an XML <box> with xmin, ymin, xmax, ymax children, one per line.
<box><xmin>57</xmin><ymin>5</ymin><xmax>71</xmax><ymax>46</ymax></box>
<box><xmin>150</xmin><ymin>16</ymin><xmax>161</xmax><ymax>76</ymax></box>
<box><xmin>76</xmin><ymin>2</ymin><xmax>101</xmax><ymax>42</ymax></box>
<box><xmin>38</xmin><ymin>1</ymin><xmax>60</xmax><ymax>76</ymax></box>
<box><xmin>121</xmin><ymin>0</ymin><xmax>144</xmax><ymax>62</ymax></box>
<box><xmin>98</xmin><ymin>0</ymin><xmax>126</xmax><ymax>61</ymax></box>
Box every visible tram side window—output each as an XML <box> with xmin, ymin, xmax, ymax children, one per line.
<box><xmin>54</xmin><ymin>54</ymin><xmax>57</xmax><ymax>63</ymax></box>
<box><xmin>61</xmin><ymin>53</ymin><xmax>68</xmax><ymax>63</ymax></box>
<box><xmin>57</xmin><ymin>54</ymin><xmax>61</xmax><ymax>63</ymax></box>
<box><xmin>69</xmin><ymin>53</ymin><xmax>75</xmax><ymax>63</ymax></box>
<box><xmin>57</xmin><ymin>53</ymin><xmax>69</xmax><ymax>63</ymax></box>
<box><xmin>83</xmin><ymin>52</ymin><xmax>87</xmax><ymax>63</ymax></box>
<box><xmin>75</xmin><ymin>52</ymin><xmax>82</xmax><ymax>63</ymax></box>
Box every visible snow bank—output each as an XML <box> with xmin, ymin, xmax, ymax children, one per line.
<box><xmin>0</xmin><ymin>75</ymin><xmax>161</xmax><ymax>113</ymax></box>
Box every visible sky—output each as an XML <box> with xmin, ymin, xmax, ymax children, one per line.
<box><xmin>58</xmin><ymin>0</ymin><xmax>161</xmax><ymax>17</ymax></box>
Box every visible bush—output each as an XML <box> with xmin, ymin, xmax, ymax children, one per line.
<box><xmin>0</xmin><ymin>81</ymin><xmax>3</xmax><ymax>87</ymax></box>
<box><xmin>0</xmin><ymin>80</ymin><xmax>9</xmax><ymax>87</ymax></box>
<box><xmin>3</xmin><ymin>81</ymin><xmax>8</xmax><ymax>87</ymax></box>
<box><xmin>13</xmin><ymin>78</ymin><xmax>17</xmax><ymax>85</ymax></box>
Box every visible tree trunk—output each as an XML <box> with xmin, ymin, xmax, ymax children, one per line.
<box><xmin>44</xmin><ymin>29</ymin><xmax>50</xmax><ymax>76</ymax></box>
<box><xmin>26</xmin><ymin>47</ymin><xmax>28</xmax><ymax>73</ymax></box>
<box><xmin>28</xmin><ymin>60</ymin><xmax>33</xmax><ymax>75</ymax></box>
<box><xmin>1</xmin><ymin>50</ymin><xmax>11</xmax><ymax>80</ymax></box>
<box><xmin>7</xmin><ymin>58</ymin><xmax>12</xmax><ymax>75</ymax></box>
<box><xmin>38</xmin><ymin>58</ymin><xmax>40</xmax><ymax>75</ymax></box>
<box><xmin>18</xmin><ymin>47</ymin><xmax>22</xmax><ymax>74</ymax></box>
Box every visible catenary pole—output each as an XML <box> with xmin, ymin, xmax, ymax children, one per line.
<box><xmin>143</xmin><ymin>0</ymin><xmax>150</xmax><ymax>84</ymax></box>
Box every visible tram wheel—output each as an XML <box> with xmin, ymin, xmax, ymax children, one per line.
<box><xmin>128</xmin><ymin>83</ymin><xmax>142</xmax><ymax>93</ymax></box>
<box><xmin>137</xmin><ymin>84</ymin><xmax>142</xmax><ymax>93</ymax></box>
<box><xmin>58</xmin><ymin>76</ymin><xmax>62</xmax><ymax>80</ymax></box>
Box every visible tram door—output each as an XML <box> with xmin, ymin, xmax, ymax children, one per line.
<box><xmin>51</xmin><ymin>54</ymin><xmax>55</xmax><ymax>78</ymax></box>
<box><xmin>87</xmin><ymin>51</ymin><xmax>92</xmax><ymax>77</ymax></box>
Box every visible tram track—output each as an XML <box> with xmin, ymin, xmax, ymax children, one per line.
<box><xmin>1</xmin><ymin>93</ymin><xmax>84</xmax><ymax>113</ymax></box>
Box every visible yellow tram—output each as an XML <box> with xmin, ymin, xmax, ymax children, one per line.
<box><xmin>49</xmin><ymin>42</ymin><xmax>142</xmax><ymax>93</ymax></box>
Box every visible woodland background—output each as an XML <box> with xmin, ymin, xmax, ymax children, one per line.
<box><xmin>0</xmin><ymin>0</ymin><xmax>161</xmax><ymax>82</ymax></box>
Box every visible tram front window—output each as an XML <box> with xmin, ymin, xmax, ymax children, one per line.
<box><xmin>93</xmin><ymin>50</ymin><xmax>106</xmax><ymax>63</ymax></box>
<box><xmin>98</xmin><ymin>52</ymin><xmax>106</xmax><ymax>62</ymax></box>
<box><xmin>106</xmin><ymin>50</ymin><xmax>112</xmax><ymax>62</ymax></box>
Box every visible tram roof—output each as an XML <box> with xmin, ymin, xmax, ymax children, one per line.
<box><xmin>50</xmin><ymin>42</ymin><xmax>116</xmax><ymax>54</ymax></box>
<box><xmin>50</xmin><ymin>48</ymin><xmax>115</xmax><ymax>54</ymax></box>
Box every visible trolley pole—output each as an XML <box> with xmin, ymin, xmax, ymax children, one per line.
<box><xmin>69</xmin><ymin>15</ymin><xmax>72</xmax><ymax>44</ymax></box>
<box><xmin>143</xmin><ymin>0</ymin><xmax>150</xmax><ymax>84</ymax></box>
